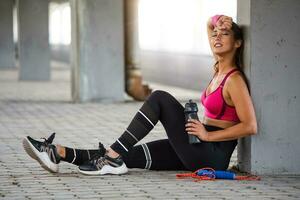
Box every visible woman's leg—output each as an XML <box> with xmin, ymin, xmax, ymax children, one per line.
<box><xmin>123</xmin><ymin>139</ymin><xmax>186</xmax><ymax>170</ymax></box>
<box><xmin>59</xmin><ymin>138</ymin><xmax>187</xmax><ymax>171</ymax></box>
<box><xmin>140</xmin><ymin>91</ymin><xmax>237</xmax><ymax>171</ymax></box>
<box><xmin>79</xmin><ymin>90</ymin><xmax>236</xmax><ymax>174</ymax></box>
<box><xmin>22</xmin><ymin>133</ymin><xmax>106</xmax><ymax>173</ymax></box>
<box><xmin>79</xmin><ymin>90</ymin><xmax>187</xmax><ymax>175</ymax></box>
<box><xmin>110</xmin><ymin>90</ymin><xmax>236</xmax><ymax>171</ymax></box>
<box><xmin>24</xmin><ymin>90</ymin><xmax>236</xmax><ymax>174</ymax></box>
<box><xmin>56</xmin><ymin>144</ymin><xmax>105</xmax><ymax>166</ymax></box>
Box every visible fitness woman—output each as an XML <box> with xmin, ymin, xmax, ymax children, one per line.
<box><xmin>23</xmin><ymin>15</ymin><xmax>257</xmax><ymax>175</ymax></box>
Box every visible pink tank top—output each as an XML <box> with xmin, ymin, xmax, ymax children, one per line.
<box><xmin>200</xmin><ymin>68</ymin><xmax>240</xmax><ymax>122</ymax></box>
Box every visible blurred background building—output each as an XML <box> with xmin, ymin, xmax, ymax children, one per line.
<box><xmin>1</xmin><ymin>0</ymin><xmax>237</xmax><ymax>101</ymax></box>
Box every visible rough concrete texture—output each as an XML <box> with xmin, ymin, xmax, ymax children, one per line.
<box><xmin>238</xmin><ymin>0</ymin><xmax>300</xmax><ymax>174</ymax></box>
<box><xmin>18</xmin><ymin>0</ymin><xmax>50</xmax><ymax>81</ymax></box>
<box><xmin>70</xmin><ymin>0</ymin><xmax>124</xmax><ymax>102</ymax></box>
<box><xmin>0</xmin><ymin>0</ymin><xmax>15</xmax><ymax>68</ymax></box>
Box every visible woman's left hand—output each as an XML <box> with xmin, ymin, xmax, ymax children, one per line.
<box><xmin>185</xmin><ymin>119</ymin><xmax>209</xmax><ymax>141</ymax></box>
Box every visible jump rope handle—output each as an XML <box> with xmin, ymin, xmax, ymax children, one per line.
<box><xmin>196</xmin><ymin>168</ymin><xmax>235</xmax><ymax>180</ymax></box>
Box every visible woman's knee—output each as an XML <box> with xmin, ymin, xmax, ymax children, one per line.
<box><xmin>145</xmin><ymin>90</ymin><xmax>184</xmax><ymax>122</ymax></box>
<box><xmin>143</xmin><ymin>90</ymin><xmax>174</xmax><ymax>117</ymax></box>
<box><xmin>146</xmin><ymin>90</ymin><xmax>173</xmax><ymax>104</ymax></box>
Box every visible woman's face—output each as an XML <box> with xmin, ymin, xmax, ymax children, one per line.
<box><xmin>209</xmin><ymin>28</ymin><xmax>241</xmax><ymax>55</ymax></box>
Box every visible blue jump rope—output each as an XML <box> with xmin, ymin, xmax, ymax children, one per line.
<box><xmin>176</xmin><ymin>167</ymin><xmax>260</xmax><ymax>181</ymax></box>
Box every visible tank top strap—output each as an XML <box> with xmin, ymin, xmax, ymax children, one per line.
<box><xmin>220</xmin><ymin>68</ymin><xmax>239</xmax><ymax>87</ymax></box>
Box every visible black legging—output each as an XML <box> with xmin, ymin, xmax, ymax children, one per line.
<box><xmin>112</xmin><ymin>90</ymin><xmax>237</xmax><ymax>171</ymax></box>
<box><xmin>63</xmin><ymin>90</ymin><xmax>237</xmax><ymax>171</ymax></box>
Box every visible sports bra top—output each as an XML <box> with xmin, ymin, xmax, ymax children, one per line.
<box><xmin>200</xmin><ymin>68</ymin><xmax>240</xmax><ymax>122</ymax></box>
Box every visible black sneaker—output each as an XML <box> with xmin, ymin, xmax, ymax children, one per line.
<box><xmin>97</xmin><ymin>142</ymin><xmax>107</xmax><ymax>158</ymax></box>
<box><xmin>78</xmin><ymin>154</ymin><xmax>128</xmax><ymax>175</ymax></box>
<box><xmin>22</xmin><ymin>133</ymin><xmax>61</xmax><ymax>173</ymax></box>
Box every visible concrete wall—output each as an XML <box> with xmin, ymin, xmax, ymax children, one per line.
<box><xmin>237</xmin><ymin>0</ymin><xmax>252</xmax><ymax>174</ymax></box>
<box><xmin>70</xmin><ymin>0</ymin><xmax>125</xmax><ymax>102</ymax></box>
<box><xmin>0</xmin><ymin>0</ymin><xmax>15</xmax><ymax>68</ymax></box>
<box><xmin>238</xmin><ymin>0</ymin><xmax>300</xmax><ymax>174</ymax></box>
<box><xmin>140</xmin><ymin>51</ymin><xmax>214</xmax><ymax>91</ymax></box>
<box><xmin>49</xmin><ymin>46</ymin><xmax>215</xmax><ymax>92</ymax></box>
<box><xmin>51</xmin><ymin>44</ymin><xmax>70</xmax><ymax>63</ymax></box>
<box><xmin>18</xmin><ymin>0</ymin><xmax>50</xmax><ymax>81</ymax></box>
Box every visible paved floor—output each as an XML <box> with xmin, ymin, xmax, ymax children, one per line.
<box><xmin>0</xmin><ymin>63</ymin><xmax>299</xmax><ymax>199</ymax></box>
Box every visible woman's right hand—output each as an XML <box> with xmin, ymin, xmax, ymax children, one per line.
<box><xmin>215</xmin><ymin>15</ymin><xmax>233</xmax><ymax>30</ymax></box>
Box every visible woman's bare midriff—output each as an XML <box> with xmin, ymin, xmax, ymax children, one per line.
<box><xmin>202</xmin><ymin>116</ymin><xmax>238</xmax><ymax>129</ymax></box>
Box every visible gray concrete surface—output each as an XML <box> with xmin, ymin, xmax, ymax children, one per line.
<box><xmin>0</xmin><ymin>0</ymin><xmax>15</xmax><ymax>69</ymax></box>
<box><xmin>140</xmin><ymin>51</ymin><xmax>215</xmax><ymax>91</ymax></box>
<box><xmin>237</xmin><ymin>0</ymin><xmax>300</xmax><ymax>174</ymax></box>
<box><xmin>18</xmin><ymin>0</ymin><xmax>50</xmax><ymax>81</ymax></box>
<box><xmin>0</xmin><ymin>63</ymin><xmax>299</xmax><ymax>199</ymax></box>
<box><xmin>70</xmin><ymin>0</ymin><xmax>125</xmax><ymax>102</ymax></box>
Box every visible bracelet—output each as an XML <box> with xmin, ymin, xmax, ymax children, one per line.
<box><xmin>211</xmin><ymin>15</ymin><xmax>223</xmax><ymax>27</ymax></box>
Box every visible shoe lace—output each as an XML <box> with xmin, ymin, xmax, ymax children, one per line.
<box><xmin>41</xmin><ymin>132</ymin><xmax>56</xmax><ymax>144</ymax></box>
<box><xmin>87</xmin><ymin>142</ymin><xmax>106</xmax><ymax>162</ymax></box>
<box><xmin>89</xmin><ymin>151</ymin><xmax>102</xmax><ymax>162</ymax></box>
<box><xmin>87</xmin><ymin>143</ymin><xmax>109</xmax><ymax>170</ymax></box>
<box><xmin>84</xmin><ymin>151</ymin><xmax>108</xmax><ymax>170</ymax></box>
<box><xmin>39</xmin><ymin>133</ymin><xmax>59</xmax><ymax>163</ymax></box>
<box><xmin>94</xmin><ymin>156</ymin><xmax>109</xmax><ymax>170</ymax></box>
<box><xmin>98</xmin><ymin>142</ymin><xmax>106</xmax><ymax>156</ymax></box>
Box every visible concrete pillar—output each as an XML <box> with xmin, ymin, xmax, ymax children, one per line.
<box><xmin>0</xmin><ymin>0</ymin><xmax>15</xmax><ymax>68</ymax></box>
<box><xmin>18</xmin><ymin>0</ymin><xmax>50</xmax><ymax>81</ymax></box>
<box><xmin>125</xmin><ymin>0</ymin><xmax>139</xmax><ymax>69</ymax></box>
<box><xmin>237</xmin><ymin>0</ymin><xmax>300</xmax><ymax>174</ymax></box>
<box><xmin>125</xmin><ymin>0</ymin><xmax>151</xmax><ymax>101</ymax></box>
<box><xmin>70</xmin><ymin>0</ymin><xmax>125</xmax><ymax>102</ymax></box>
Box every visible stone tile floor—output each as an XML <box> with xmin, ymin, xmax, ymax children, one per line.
<box><xmin>0</xmin><ymin>63</ymin><xmax>299</xmax><ymax>199</ymax></box>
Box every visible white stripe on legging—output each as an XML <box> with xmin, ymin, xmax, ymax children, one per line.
<box><xmin>126</xmin><ymin>129</ymin><xmax>139</xmax><ymax>142</ymax></box>
<box><xmin>141</xmin><ymin>144</ymin><xmax>149</xmax><ymax>169</ymax></box>
<box><xmin>138</xmin><ymin>110</ymin><xmax>154</xmax><ymax>127</ymax></box>
<box><xmin>144</xmin><ymin>144</ymin><xmax>152</xmax><ymax>169</ymax></box>
<box><xmin>141</xmin><ymin>144</ymin><xmax>152</xmax><ymax>169</ymax></box>
<box><xmin>117</xmin><ymin>139</ymin><xmax>128</xmax><ymax>152</ymax></box>
<box><xmin>71</xmin><ymin>148</ymin><xmax>76</xmax><ymax>164</ymax></box>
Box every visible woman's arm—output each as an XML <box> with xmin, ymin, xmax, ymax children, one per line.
<box><xmin>207</xmin><ymin>17</ymin><xmax>214</xmax><ymax>42</ymax></box>
<box><xmin>207</xmin><ymin>15</ymin><xmax>233</xmax><ymax>61</ymax></box>
<box><xmin>186</xmin><ymin>73</ymin><xmax>257</xmax><ymax>142</ymax></box>
<box><xmin>207</xmin><ymin>17</ymin><xmax>217</xmax><ymax>60</ymax></box>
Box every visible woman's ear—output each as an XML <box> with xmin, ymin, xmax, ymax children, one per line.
<box><xmin>235</xmin><ymin>40</ymin><xmax>242</xmax><ymax>48</ymax></box>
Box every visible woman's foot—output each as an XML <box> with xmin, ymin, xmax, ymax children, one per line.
<box><xmin>22</xmin><ymin>133</ymin><xmax>61</xmax><ymax>173</ymax></box>
<box><xmin>78</xmin><ymin>149</ymin><xmax>128</xmax><ymax>175</ymax></box>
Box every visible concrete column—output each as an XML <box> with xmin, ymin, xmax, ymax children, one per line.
<box><xmin>125</xmin><ymin>0</ymin><xmax>139</xmax><ymax>68</ymax></box>
<box><xmin>0</xmin><ymin>0</ymin><xmax>15</xmax><ymax>68</ymax></box>
<box><xmin>237</xmin><ymin>0</ymin><xmax>300</xmax><ymax>174</ymax></box>
<box><xmin>18</xmin><ymin>0</ymin><xmax>50</xmax><ymax>81</ymax></box>
<box><xmin>70</xmin><ymin>0</ymin><xmax>125</xmax><ymax>102</ymax></box>
<box><xmin>125</xmin><ymin>0</ymin><xmax>151</xmax><ymax>101</ymax></box>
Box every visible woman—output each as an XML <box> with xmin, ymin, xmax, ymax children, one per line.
<box><xmin>23</xmin><ymin>15</ymin><xmax>257</xmax><ymax>175</ymax></box>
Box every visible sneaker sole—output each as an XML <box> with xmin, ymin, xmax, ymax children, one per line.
<box><xmin>22</xmin><ymin>137</ymin><xmax>58</xmax><ymax>173</ymax></box>
<box><xmin>78</xmin><ymin>163</ymin><xmax>128</xmax><ymax>175</ymax></box>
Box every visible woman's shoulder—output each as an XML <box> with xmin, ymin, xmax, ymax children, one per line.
<box><xmin>226</xmin><ymin>70</ymin><xmax>248</xmax><ymax>89</ymax></box>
